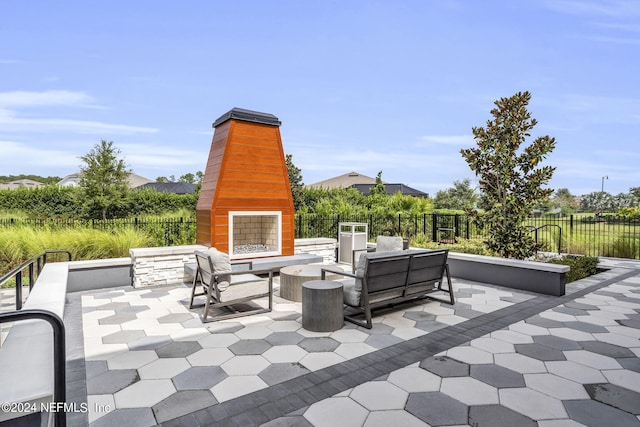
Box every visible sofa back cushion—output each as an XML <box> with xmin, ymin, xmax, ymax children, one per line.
<box><xmin>361</xmin><ymin>251</ymin><xmax>411</xmax><ymax>294</ymax></box>
<box><xmin>406</xmin><ymin>249</ymin><xmax>448</xmax><ymax>288</ymax></box>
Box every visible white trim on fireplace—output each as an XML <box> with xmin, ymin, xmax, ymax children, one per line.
<box><xmin>228</xmin><ymin>211</ymin><xmax>283</xmax><ymax>260</ymax></box>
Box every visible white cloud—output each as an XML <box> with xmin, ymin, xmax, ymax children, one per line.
<box><xmin>588</xmin><ymin>35</ymin><xmax>640</xmax><ymax>45</ymax></box>
<box><xmin>119</xmin><ymin>143</ymin><xmax>205</xmax><ymax>169</ymax></box>
<box><xmin>543</xmin><ymin>0</ymin><xmax>640</xmax><ymax>18</ymax></box>
<box><xmin>0</xmin><ymin>111</ymin><xmax>158</xmax><ymax>135</ymax></box>
<box><xmin>0</xmin><ymin>140</ymin><xmax>79</xmax><ymax>171</ymax></box>
<box><xmin>0</xmin><ymin>90</ymin><xmax>156</xmax><ymax>135</ymax></box>
<box><xmin>295</xmin><ymin>143</ymin><xmax>470</xmax><ymax>190</ymax></box>
<box><xmin>539</xmin><ymin>94</ymin><xmax>640</xmax><ymax>125</ymax></box>
<box><xmin>0</xmin><ymin>90</ymin><xmax>95</xmax><ymax>108</ymax></box>
<box><xmin>593</xmin><ymin>22</ymin><xmax>640</xmax><ymax>32</ymax></box>
<box><xmin>420</xmin><ymin>135</ymin><xmax>473</xmax><ymax>146</ymax></box>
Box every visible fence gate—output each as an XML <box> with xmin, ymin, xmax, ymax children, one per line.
<box><xmin>432</xmin><ymin>214</ymin><xmax>459</xmax><ymax>243</ymax></box>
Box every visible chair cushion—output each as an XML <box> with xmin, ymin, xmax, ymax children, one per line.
<box><xmin>341</xmin><ymin>278</ymin><xmax>360</xmax><ymax>306</ymax></box>
<box><xmin>376</xmin><ymin>236</ymin><xmax>404</xmax><ymax>252</ymax></box>
<box><xmin>207</xmin><ymin>247</ymin><xmax>232</xmax><ymax>288</ymax></box>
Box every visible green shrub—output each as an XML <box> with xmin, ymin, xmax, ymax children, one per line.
<box><xmin>547</xmin><ymin>255</ymin><xmax>599</xmax><ymax>283</ymax></box>
<box><xmin>411</xmin><ymin>236</ymin><xmax>496</xmax><ymax>256</ymax></box>
<box><xmin>0</xmin><ymin>186</ymin><xmax>198</xmax><ymax>219</ymax></box>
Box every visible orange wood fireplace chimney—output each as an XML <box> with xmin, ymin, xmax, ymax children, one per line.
<box><xmin>196</xmin><ymin>108</ymin><xmax>295</xmax><ymax>258</ymax></box>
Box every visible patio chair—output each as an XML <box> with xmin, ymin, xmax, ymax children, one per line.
<box><xmin>352</xmin><ymin>235</ymin><xmax>405</xmax><ymax>272</ymax></box>
<box><xmin>189</xmin><ymin>249</ymin><xmax>273</xmax><ymax>322</ymax></box>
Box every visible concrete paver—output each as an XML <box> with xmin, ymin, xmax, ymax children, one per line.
<box><xmin>60</xmin><ymin>264</ymin><xmax>640</xmax><ymax>426</ymax></box>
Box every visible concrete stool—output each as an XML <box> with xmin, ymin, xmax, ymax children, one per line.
<box><xmin>302</xmin><ymin>280</ymin><xmax>344</xmax><ymax>332</ymax></box>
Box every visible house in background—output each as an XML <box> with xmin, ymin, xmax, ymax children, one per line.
<box><xmin>0</xmin><ymin>179</ymin><xmax>46</xmax><ymax>190</ymax></box>
<box><xmin>307</xmin><ymin>171</ymin><xmax>429</xmax><ymax>198</ymax></box>
<box><xmin>306</xmin><ymin>172</ymin><xmax>378</xmax><ymax>190</ymax></box>
<box><xmin>351</xmin><ymin>183</ymin><xmax>428</xmax><ymax>198</ymax></box>
<box><xmin>58</xmin><ymin>173</ymin><xmax>152</xmax><ymax>188</ymax></box>
<box><xmin>137</xmin><ymin>182</ymin><xmax>197</xmax><ymax>194</ymax></box>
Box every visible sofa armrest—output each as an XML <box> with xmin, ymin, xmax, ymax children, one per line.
<box><xmin>321</xmin><ymin>267</ymin><xmax>356</xmax><ymax>280</ymax></box>
<box><xmin>351</xmin><ymin>247</ymin><xmax>375</xmax><ymax>272</ymax></box>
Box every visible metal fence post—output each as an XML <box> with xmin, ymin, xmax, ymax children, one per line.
<box><xmin>465</xmin><ymin>216</ymin><xmax>470</xmax><ymax>239</ymax></box>
<box><xmin>28</xmin><ymin>263</ymin><xmax>35</xmax><ymax>291</ymax></box>
<box><xmin>431</xmin><ymin>213</ymin><xmax>438</xmax><ymax>242</ymax></box>
<box><xmin>15</xmin><ymin>271</ymin><xmax>22</xmax><ymax>310</ymax></box>
<box><xmin>454</xmin><ymin>214</ymin><xmax>460</xmax><ymax>238</ymax></box>
<box><xmin>369</xmin><ymin>214</ymin><xmax>373</xmax><ymax>240</ymax></box>
<box><xmin>423</xmin><ymin>214</ymin><xmax>427</xmax><ymax>237</ymax></box>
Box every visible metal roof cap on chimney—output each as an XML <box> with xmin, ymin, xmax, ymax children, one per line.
<box><xmin>213</xmin><ymin>108</ymin><xmax>281</xmax><ymax>128</ymax></box>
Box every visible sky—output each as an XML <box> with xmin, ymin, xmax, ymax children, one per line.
<box><xmin>1</xmin><ymin>0</ymin><xmax>639</xmax><ymax>197</ymax></box>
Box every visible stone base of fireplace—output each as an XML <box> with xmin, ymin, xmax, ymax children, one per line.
<box><xmin>130</xmin><ymin>238</ymin><xmax>338</xmax><ymax>288</ymax></box>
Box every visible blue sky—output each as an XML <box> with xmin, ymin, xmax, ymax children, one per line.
<box><xmin>1</xmin><ymin>0</ymin><xmax>638</xmax><ymax>196</ymax></box>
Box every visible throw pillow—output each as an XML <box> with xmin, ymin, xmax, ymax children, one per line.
<box><xmin>376</xmin><ymin>236</ymin><xmax>404</xmax><ymax>252</ymax></box>
<box><xmin>207</xmin><ymin>247</ymin><xmax>232</xmax><ymax>290</ymax></box>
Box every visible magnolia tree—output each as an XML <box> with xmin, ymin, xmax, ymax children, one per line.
<box><xmin>461</xmin><ymin>91</ymin><xmax>556</xmax><ymax>259</ymax></box>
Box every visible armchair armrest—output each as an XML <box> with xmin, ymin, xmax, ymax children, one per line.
<box><xmin>227</xmin><ymin>268</ymin><xmax>272</xmax><ymax>276</ymax></box>
<box><xmin>219</xmin><ymin>268</ymin><xmax>273</xmax><ymax>290</ymax></box>
<box><xmin>230</xmin><ymin>260</ymin><xmax>253</xmax><ymax>272</ymax></box>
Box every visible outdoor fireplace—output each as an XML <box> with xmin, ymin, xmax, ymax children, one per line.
<box><xmin>229</xmin><ymin>211</ymin><xmax>282</xmax><ymax>258</ymax></box>
<box><xmin>196</xmin><ymin>108</ymin><xmax>295</xmax><ymax>259</ymax></box>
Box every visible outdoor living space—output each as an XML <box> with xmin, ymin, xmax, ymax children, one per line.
<box><xmin>48</xmin><ymin>259</ymin><xmax>640</xmax><ymax>426</ymax></box>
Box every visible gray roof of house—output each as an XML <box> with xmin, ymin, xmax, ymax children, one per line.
<box><xmin>351</xmin><ymin>183</ymin><xmax>429</xmax><ymax>198</ymax></box>
<box><xmin>306</xmin><ymin>172</ymin><xmax>379</xmax><ymax>189</ymax></box>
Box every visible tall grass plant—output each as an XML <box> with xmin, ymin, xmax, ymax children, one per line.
<box><xmin>0</xmin><ymin>227</ymin><xmax>153</xmax><ymax>277</ymax></box>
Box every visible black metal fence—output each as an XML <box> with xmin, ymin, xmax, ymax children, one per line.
<box><xmin>523</xmin><ymin>215</ymin><xmax>640</xmax><ymax>259</ymax></box>
<box><xmin>294</xmin><ymin>213</ymin><xmax>640</xmax><ymax>260</ymax></box>
<box><xmin>294</xmin><ymin>213</ymin><xmax>478</xmax><ymax>243</ymax></box>
<box><xmin>2</xmin><ymin>214</ymin><xmax>639</xmax><ymax>259</ymax></box>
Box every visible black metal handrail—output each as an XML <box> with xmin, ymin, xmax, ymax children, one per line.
<box><xmin>0</xmin><ymin>309</ymin><xmax>66</xmax><ymax>427</ymax></box>
<box><xmin>528</xmin><ymin>224</ymin><xmax>562</xmax><ymax>254</ymax></box>
<box><xmin>0</xmin><ymin>250</ymin><xmax>72</xmax><ymax>310</ymax></box>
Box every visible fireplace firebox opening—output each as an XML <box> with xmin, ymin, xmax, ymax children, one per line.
<box><xmin>229</xmin><ymin>211</ymin><xmax>282</xmax><ymax>259</ymax></box>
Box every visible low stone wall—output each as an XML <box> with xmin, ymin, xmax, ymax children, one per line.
<box><xmin>448</xmin><ymin>252</ymin><xmax>570</xmax><ymax>296</ymax></box>
<box><xmin>294</xmin><ymin>238</ymin><xmax>337</xmax><ymax>264</ymax></box>
<box><xmin>130</xmin><ymin>245</ymin><xmax>207</xmax><ymax>288</ymax></box>
<box><xmin>67</xmin><ymin>258</ymin><xmax>133</xmax><ymax>292</ymax></box>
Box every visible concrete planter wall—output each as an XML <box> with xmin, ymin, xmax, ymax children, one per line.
<box><xmin>68</xmin><ymin>244</ymin><xmax>570</xmax><ymax>297</ymax></box>
<box><xmin>67</xmin><ymin>258</ymin><xmax>133</xmax><ymax>292</ymax></box>
<box><xmin>447</xmin><ymin>252</ymin><xmax>570</xmax><ymax>296</ymax></box>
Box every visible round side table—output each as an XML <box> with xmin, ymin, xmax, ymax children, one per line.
<box><xmin>279</xmin><ymin>264</ymin><xmax>340</xmax><ymax>302</ymax></box>
<box><xmin>302</xmin><ymin>280</ymin><xmax>344</xmax><ymax>332</ymax></box>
